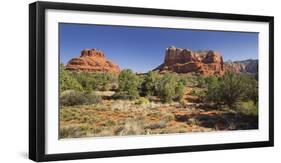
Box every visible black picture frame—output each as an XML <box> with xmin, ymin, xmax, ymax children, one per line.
<box><xmin>29</xmin><ymin>1</ymin><xmax>274</xmax><ymax>162</ymax></box>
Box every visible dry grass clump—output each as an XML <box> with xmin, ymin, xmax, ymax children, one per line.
<box><xmin>114</xmin><ymin>119</ymin><xmax>145</xmax><ymax>136</ymax></box>
<box><xmin>93</xmin><ymin>91</ymin><xmax>115</xmax><ymax>97</ymax></box>
<box><xmin>145</xmin><ymin>120</ymin><xmax>167</xmax><ymax>130</ymax></box>
<box><xmin>60</xmin><ymin>125</ymin><xmax>83</xmax><ymax>138</ymax></box>
<box><xmin>60</xmin><ymin>124</ymin><xmax>101</xmax><ymax>138</ymax></box>
<box><xmin>60</xmin><ymin>90</ymin><xmax>101</xmax><ymax>106</ymax></box>
<box><xmin>111</xmin><ymin>100</ymin><xmax>134</xmax><ymax>111</ymax></box>
<box><xmin>186</xmin><ymin>118</ymin><xmax>199</xmax><ymax>126</ymax></box>
<box><xmin>162</xmin><ymin>113</ymin><xmax>175</xmax><ymax>122</ymax></box>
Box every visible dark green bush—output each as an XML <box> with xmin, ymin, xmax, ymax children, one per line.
<box><xmin>174</xmin><ymin>82</ymin><xmax>185</xmax><ymax>101</ymax></box>
<box><xmin>140</xmin><ymin>71</ymin><xmax>160</xmax><ymax>96</ymax></box>
<box><xmin>190</xmin><ymin>88</ymin><xmax>207</xmax><ymax>102</ymax></box>
<box><xmin>205</xmin><ymin>76</ymin><xmax>221</xmax><ymax>104</ymax></box>
<box><xmin>196</xmin><ymin>76</ymin><xmax>206</xmax><ymax>88</ymax></box>
<box><xmin>206</xmin><ymin>72</ymin><xmax>257</xmax><ymax>109</ymax></box>
<box><xmin>115</xmin><ymin>69</ymin><xmax>140</xmax><ymax>99</ymax></box>
<box><xmin>243</xmin><ymin>75</ymin><xmax>258</xmax><ymax>105</ymax></box>
<box><xmin>72</xmin><ymin>72</ymin><xmax>118</xmax><ymax>92</ymax></box>
<box><xmin>156</xmin><ymin>74</ymin><xmax>176</xmax><ymax>103</ymax></box>
<box><xmin>94</xmin><ymin>72</ymin><xmax>118</xmax><ymax>91</ymax></box>
<box><xmin>72</xmin><ymin>72</ymin><xmax>93</xmax><ymax>92</ymax></box>
<box><xmin>60</xmin><ymin>64</ymin><xmax>83</xmax><ymax>92</ymax></box>
<box><xmin>180</xmin><ymin>75</ymin><xmax>198</xmax><ymax>87</ymax></box>
<box><xmin>237</xmin><ymin>101</ymin><xmax>258</xmax><ymax>116</ymax></box>
<box><xmin>155</xmin><ymin>74</ymin><xmax>186</xmax><ymax>103</ymax></box>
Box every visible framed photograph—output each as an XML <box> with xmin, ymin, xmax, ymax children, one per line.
<box><xmin>29</xmin><ymin>1</ymin><xmax>274</xmax><ymax>162</ymax></box>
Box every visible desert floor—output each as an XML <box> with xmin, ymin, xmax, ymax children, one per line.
<box><xmin>59</xmin><ymin>87</ymin><xmax>258</xmax><ymax>138</ymax></box>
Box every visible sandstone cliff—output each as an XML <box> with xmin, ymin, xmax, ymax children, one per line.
<box><xmin>154</xmin><ymin>46</ymin><xmax>224</xmax><ymax>76</ymax></box>
<box><xmin>66</xmin><ymin>49</ymin><xmax>121</xmax><ymax>73</ymax></box>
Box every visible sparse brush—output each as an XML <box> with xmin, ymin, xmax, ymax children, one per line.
<box><xmin>60</xmin><ymin>91</ymin><xmax>101</xmax><ymax>106</ymax></box>
<box><xmin>114</xmin><ymin>119</ymin><xmax>144</xmax><ymax>136</ymax></box>
<box><xmin>163</xmin><ymin>113</ymin><xmax>175</xmax><ymax>122</ymax></box>
<box><xmin>186</xmin><ymin>118</ymin><xmax>198</xmax><ymax>126</ymax></box>
<box><xmin>59</xmin><ymin>125</ymin><xmax>87</xmax><ymax>138</ymax></box>
<box><xmin>111</xmin><ymin>100</ymin><xmax>133</xmax><ymax>111</ymax></box>
<box><xmin>189</xmin><ymin>88</ymin><xmax>207</xmax><ymax>102</ymax></box>
<box><xmin>145</xmin><ymin>120</ymin><xmax>167</xmax><ymax>130</ymax></box>
<box><xmin>147</xmin><ymin>111</ymin><xmax>162</xmax><ymax>118</ymax></box>
<box><xmin>103</xmin><ymin>120</ymin><xmax>116</xmax><ymax>126</ymax></box>
<box><xmin>95</xmin><ymin>129</ymin><xmax>115</xmax><ymax>137</ymax></box>
<box><xmin>135</xmin><ymin>97</ymin><xmax>150</xmax><ymax>105</ymax></box>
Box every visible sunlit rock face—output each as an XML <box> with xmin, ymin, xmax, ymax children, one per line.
<box><xmin>66</xmin><ymin>49</ymin><xmax>121</xmax><ymax>73</ymax></box>
<box><xmin>155</xmin><ymin>46</ymin><xmax>224</xmax><ymax>76</ymax></box>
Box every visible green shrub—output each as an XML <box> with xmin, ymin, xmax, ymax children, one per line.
<box><xmin>83</xmin><ymin>92</ymin><xmax>102</xmax><ymax>105</ymax></box>
<box><xmin>243</xmin><ymin>75</ymin><xmax>258</xmax><ymax>105</ymax></box>
<box><xmin>190</xmin><ymin>88</ymin><xmax>207</xmax><ymax>102</ymax></box>
<box><xmin>156</xmin><ymin>74</ymin><xmax>177</xmax><ymax>103</ymax></box>
<box><xmin>60</xmin><ymin>91</ymin><xmax>101</xmax><ymax>106</ymax></box>
<box><xmin>174</xmin><ymin>82</ymin><xmax>185</xmax><ymax>101</ymax></box>
<box><xmin>60</xmin><ymin>64</ymin><xmax>83</xmax><ymax>92</ymax></box>
<box><xmin>237</xmin><ymin>101</ymin><xmax>258</xmax><ymax>116</ymax></box>
<box><xmin>205</xmin><ymin>77</ymin><xmax>221</xmax><ymax>104</ymax></box>
<box><xmin>196</xmin><ymin>76</ymin><xmax>206</xmax><ymax>88</ymax></box>
<box><xmin>154</xmin><ymin>74</ymin><xmax>186</xmax><ymax>103</ymax></box>
<box><xmin>206</xmin><ymin>72</ymin><xmax>257</xmax><ymax>109</ymax></box>
<box><xmin>71</xmin><ymin>72</ymin><xmax>93</xmax><ymax>92</ymax></box>
<box><xmin>94</xmin><ymin>72</ymin><xmax>118</xmax><ymax>91</ymax></box>
<box><xmin>182</xmin><ymin>75</ymin><xmax>198</xmax><ymax>87</ymax></box>
<box><xmin>72</xmin><ymin>72</ymin><xmax>118</xmax><ymax>92</ymax></box>
<box><xmin>116</xmin><ymin>69</ymin><xmax>140</xmax><ymax>99</ymax></box>
<box><xmin>140</xmin><ymin>71</ymin><xmax>160</xmax><ymax>96</ymax></box>
<box><xmin>195</xmin><ymin>76</ymin><xmax>219</xmax><ymax>89</ymax></box>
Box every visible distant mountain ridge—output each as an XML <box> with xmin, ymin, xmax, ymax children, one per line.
<box><xmin>224</xmin><ymin>59</ymin><xmax>258</xmax><ymax>74</ymax></box>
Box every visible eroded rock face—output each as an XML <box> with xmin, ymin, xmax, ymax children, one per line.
<box><xmin>155</xmin><ymin>46</ymin><xmax>224</xmax><ymax>76</ymax></box>
<box><xmin>66</xmin><ymin>49</ymin><xmax>121</xmax><ymax>73</ymax></box>
<box><xmin>224</xmin><ymin>59</ymin><xmax>258</xmax><ymax>74</ymax></box>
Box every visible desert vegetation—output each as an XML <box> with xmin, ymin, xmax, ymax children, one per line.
<box><xmin>59</xmin><ymin>64</ymin><xmax>258</xmax><ymax>138</ymax></box>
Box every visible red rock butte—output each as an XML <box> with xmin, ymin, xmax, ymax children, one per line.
<box><xmin>154</xmin><ymin>46</ymin><xmax>224</xmax><ymax>76</ymax></box>
<box><xmin>66</xmin><ymin>49</ymin><xmax>121</xmax><ymax>73</ymax></box>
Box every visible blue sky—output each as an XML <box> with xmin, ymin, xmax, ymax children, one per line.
<box><xmin>59</xmin><ymin>23</ymin><xmax>258</xmax><ymax>73</ymax></box>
